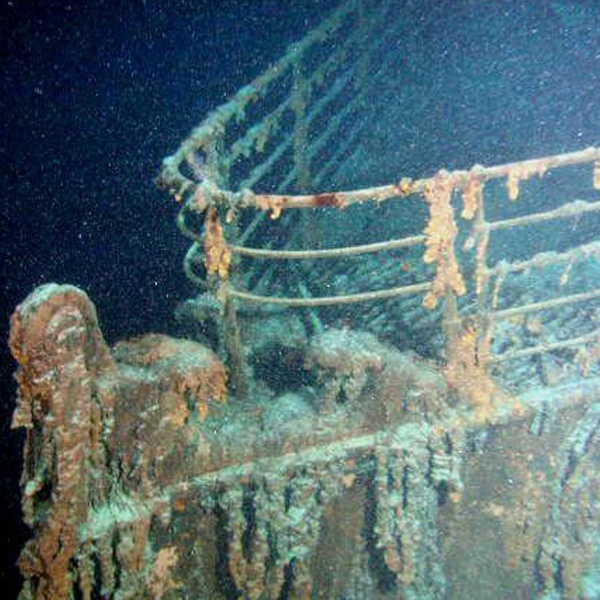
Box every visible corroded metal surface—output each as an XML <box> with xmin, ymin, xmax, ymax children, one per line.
<box><xmin>9</xmin><ymin>284</ymin><xmax>600</xmax><ymax>599</ymax></box>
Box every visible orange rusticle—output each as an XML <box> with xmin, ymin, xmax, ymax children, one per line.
<box><xmin>461</xmin><ymin>176</ymin><xmax>483</xmax><ymax>220</ymax></box>
<box><xmin>254</xmin><ymin>194</ymin><xmax>286</xmax><ymax>219</ymax></box>
<box><xmin>204</xmin><ymin>207</ymin><xmax>232</xmax><ymax>279</ymax></box>
<box><xmin>594</xmin><ymin>159</ymin><xmax>600</xmax><ymax>190</ymax></box>
<box><xmin>506</xmin><ymin>171</ymin><xmax>520</xmax><ymax>202</ymax></box>
<box><xmin>474</xmin><ymin>224</ymin><xmax>490</xmax><ymax>297</ymax></box>
<box><xmin>114</xmin><ymin>334</ymin><xmax>228</xmax><ymax>421</ymax></box>
<box><xmin>445</xmin><ymin>322</ymin><xmax>495</xmax><ymax>420</ymax></box>
<box><xmin>422</xmin><ymin>171</ymin><xmax>466</xmax><ymax>309</ymax></box>
<box><xmin>506</xmin><ymin>162</ymin><xmax>548</xmax><ymax>201</ymax></box>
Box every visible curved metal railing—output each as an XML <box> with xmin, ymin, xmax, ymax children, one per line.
<box><xmin>160</xmin><ymin>0</ymin><xmax>600</xmax><ymax>406</ymax></box>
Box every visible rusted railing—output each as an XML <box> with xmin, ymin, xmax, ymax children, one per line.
<box><xmin>160</xmin><ymin>0</ymin><xmax>600</xmax><ymax>408</ymax></box>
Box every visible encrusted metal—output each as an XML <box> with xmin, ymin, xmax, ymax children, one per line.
<box><xmin>9</xmin><ymin>0</ymin><xmax>600</xmax><ymax>598</ymax></box>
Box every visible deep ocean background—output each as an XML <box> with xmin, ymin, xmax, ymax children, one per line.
<box><xmin>2</xmin><ymin>0</ymin><xmax>600</xmax><ymax>597</ymax></box>
<box><xmin>0</xmin><ymin>1</ymin><xmax>339</xmax><ymax>595</ymax></box>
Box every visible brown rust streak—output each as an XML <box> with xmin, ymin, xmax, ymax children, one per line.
<box><xmin>312</xmin><ymin>192</ymin><xmax>347</xmax><ymax>209</ymax></box>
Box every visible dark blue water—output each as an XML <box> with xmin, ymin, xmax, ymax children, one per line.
<box><xmin>0</xmin><ymin>1</ymin><xmax>338</xmax><ymax>595</ymax></box>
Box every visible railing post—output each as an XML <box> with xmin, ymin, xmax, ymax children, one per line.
<box><xmin>220</xmin><ymin>286</ymin><xmax>249</xmax><ymax>399</ymax></box>
<box><xmin>203</xmin><ymin>207</ymin><xmax>249</xmax><ymax>399</ymax></box>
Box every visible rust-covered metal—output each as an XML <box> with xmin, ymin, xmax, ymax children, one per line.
<box><xmin>8</xmin><ymin>0</ymin><xmax>600</xmax><ymax>596</ymax></box>
<box><xmin>9</xmin><ymin>284</ymin><xmax>600</xmax><ymax>599</ymax></box>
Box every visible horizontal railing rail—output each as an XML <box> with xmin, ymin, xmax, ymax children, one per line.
<box><xmin>161</xmin><ymin>0</ymin><xmax>600</xmax><ymax>406</ymax></box>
